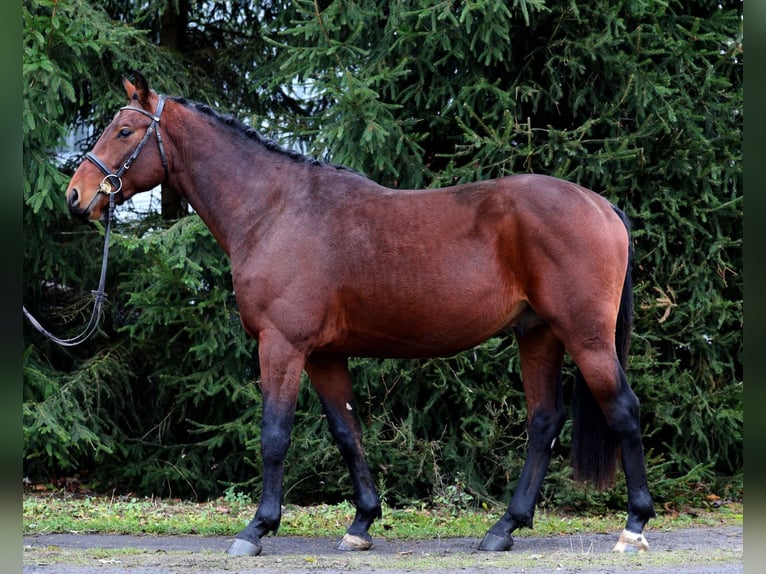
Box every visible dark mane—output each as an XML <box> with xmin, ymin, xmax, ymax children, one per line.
<box><xmin>169</xmin><ymin>96</ymin><xmax>358</xmax><ymax>174</ymax></box>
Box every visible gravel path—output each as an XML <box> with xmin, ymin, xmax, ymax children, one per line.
<box><xmin>23</xmin><ymin>525</ymin><xmax>743</xmax><ymax>573</ymax></box>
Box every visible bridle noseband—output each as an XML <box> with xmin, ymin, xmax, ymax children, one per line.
<box><xmin>85</xmin><ymin>95</ymin><xmax>169</xmax><ymax>204</ymax></box>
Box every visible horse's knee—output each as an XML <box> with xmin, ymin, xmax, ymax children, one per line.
<box><xmin>260</xmin><ymin>418</ymin><xmax>292</xmax><ymax>462</ymax></box>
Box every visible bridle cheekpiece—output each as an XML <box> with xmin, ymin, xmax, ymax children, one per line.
<box><xmin>85</xmin><ymin>95</ymin><xmax>169</xmax><ymax>202</ymax></box>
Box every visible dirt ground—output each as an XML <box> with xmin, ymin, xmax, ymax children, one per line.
<box><xmin>23</xmin><ymin>525</ymin><xmax>742</xmax><ymax>573</ymax></box>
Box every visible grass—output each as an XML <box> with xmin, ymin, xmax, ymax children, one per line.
<box><xmin>22</xmin><ymin>491</ymin><xmax>743</xmax><ymax>540</ymax></box>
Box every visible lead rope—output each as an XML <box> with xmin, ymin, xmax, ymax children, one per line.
<box><xmin>22</xmin><ymin>192</ymin><xmax>115</xmax><ymax>347</ymax></box>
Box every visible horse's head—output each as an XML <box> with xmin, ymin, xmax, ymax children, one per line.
<box><xmin>66</xmin><ymin>72</ymin><xmax>170</xmax><ymax>221</ymax></box>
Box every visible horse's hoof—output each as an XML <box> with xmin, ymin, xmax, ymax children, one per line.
<box><xmin>613</xmin><ymin>529</ymin><xmax>649</xmax><ymax>553</ymax></box>
<box><xmin>226</xmin><ymin>537</ymin><xmax>263</xmax><ymax>556</ymax></box>
<box><xmin>337</xmin><ymin>533</ymin><xmax>373</xmax><ymax>551</ymax></box>
<box><xmin>478</xmin><ymin>531</ymin><xmax>513</xmax><ymax>551</ymax></box>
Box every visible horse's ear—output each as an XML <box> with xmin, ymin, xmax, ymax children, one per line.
<box><xmin>122</xmin><ymin>71</ymin><xmax>150</xmax><ymax>105</ymax></box>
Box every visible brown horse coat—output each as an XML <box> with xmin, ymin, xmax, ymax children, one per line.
<box><xmin>66</xmin><ymin>73</ymin><xmax>654</xmax><ymax>556</ymax></box>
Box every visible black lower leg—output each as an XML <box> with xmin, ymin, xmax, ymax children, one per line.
<box><xmin>320</xmin><ymin>395</ymin><xmax>382</xmax><ymax>538</ymax></box>
<box><xmin>480</xmin><ymin>404</ymin><xmax>565</xmax><ymax>551</ymax></box>
<box><xmin>236</xmin><ymin>403</ymin><xmax>295</xmax><ymax>544</ymax></box>
<box><xmin>609</xmin><ymin>369</ymin><xmax>655</xmax><ymax>534</ymax></box>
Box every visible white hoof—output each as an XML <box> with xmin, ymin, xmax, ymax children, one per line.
<box><xmin>613</xmin><ymin>529</ymin><xmax>649</xmax><ymax>553</ymax></box>
<box><xmin>337</xmin><ymin>533</ymin><xmax>373</xmax><ymax>551</ymax></box>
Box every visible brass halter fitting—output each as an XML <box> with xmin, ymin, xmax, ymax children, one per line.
<box><xmin>98</xmin><ymin>175</ymin><xmax>123</xmax><ymax>195</ymax></box>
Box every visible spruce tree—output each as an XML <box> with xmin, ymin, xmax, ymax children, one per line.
<box><xmin>24</xmin><ymin>0</ymin><xmax>741</xmax><ymax>504</ymax></box>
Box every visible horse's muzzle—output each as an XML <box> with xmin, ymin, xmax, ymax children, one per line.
<box><xmin>66</xmin><ymin>188</ymin><xmax>99</xmax><ymax>222</ymax></box>
<box><xmin>67</xmin><ymin>188</ymin><xmax>86</xmax><ymax>220</ymax></box>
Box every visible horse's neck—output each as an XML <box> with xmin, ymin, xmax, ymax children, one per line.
<box><xmin>165</xmin><ymin>105</ymin><xmax>301</xmax><ymax>256</ymax></box>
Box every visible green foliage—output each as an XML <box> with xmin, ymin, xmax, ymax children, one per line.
<box><xmin>23</xmin><ymin>0</ymin><xmax>742</xmax><ymax>513</ymax></box>
<box><xmin>23</xmin><ymin>345</ymin><xmax>132</xmax><ymax>471</ymax></box>
<box><xmin>97</xmin><ymin>217</ymin><xmax>259</xmax><ymax>497</ymax></box>
<box><xmin>23</xmin><ymin>492</ymin><xmax>743</xmax><ymax>538</ymax></box>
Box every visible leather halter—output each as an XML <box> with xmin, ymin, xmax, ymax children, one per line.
<box><xmin>22</xmin><ymin>96</ymin><xmax>170</xmax><ymax>347</ymax></box>
<box><xmin>85</xmin><ymin>95</ymin><xmax>169</xmax><ymax>202</ymax></box>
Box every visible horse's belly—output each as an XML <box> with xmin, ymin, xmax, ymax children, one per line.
<box><xmin>316</xmin><ymin>297</ymin><xmax>529</xmax><ymax>359</ymax></box>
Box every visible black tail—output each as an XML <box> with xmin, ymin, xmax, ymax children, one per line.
<box><xmin>571</xmin><ymin>206</ymin><xmax>633</xmax><ymax>489</ymax></box>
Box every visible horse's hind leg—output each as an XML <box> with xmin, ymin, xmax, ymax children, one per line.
<box><xmin>480</xmin><ymin>325</ymin><xmax>566</xmax><ymax>551</ymax></box>
<box><xmin>305</xmin><ymin>356</ymin><xmax>382</xmax><ymax>551</ymax></box>
<box><xmin>570</xmin><ymin>346</ymin><xmax>655</xmax><ymax>552</ymax></box>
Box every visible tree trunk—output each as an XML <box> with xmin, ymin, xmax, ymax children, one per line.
<box><xmin>159</xmin><ymin>0</ymin><xmax>189</xmax><ymax>220</ymax></box>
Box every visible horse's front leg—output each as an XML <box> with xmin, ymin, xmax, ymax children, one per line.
<box><xmin>227</xmin><ymin>334</ymin><xmax>306</xmax><ymax>557</ymax></box>
<box><xmin>305</xmin><ymin>356</ymin><xmax>382</xmax><ymax>551</ymax></box>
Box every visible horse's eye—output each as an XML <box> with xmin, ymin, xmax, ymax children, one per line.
<box><xmin>118</xmin><ymin>128</ymin><xmax>132</xmax><ymax>138</ymax></box>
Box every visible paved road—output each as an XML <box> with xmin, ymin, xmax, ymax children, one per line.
<box><xmin>23</xmin><ymin>526</ymin><xmax>743</xmax><ymax>573</ymax></box>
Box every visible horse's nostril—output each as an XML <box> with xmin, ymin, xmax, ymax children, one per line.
<box><xmin>68</xmin><ymin>189</ymin><xmax>80</xmax><ymax>208</ymax></box>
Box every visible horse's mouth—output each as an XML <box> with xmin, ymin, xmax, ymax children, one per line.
<box><xmin>68</xmin><ymin>206</ymin><xmax>92</xmax><ymax>223</ymax></box>
<box><xmin>68</xmin><ymin>203</ymin><xmax>109</xmax><ymax>224</ymax></box>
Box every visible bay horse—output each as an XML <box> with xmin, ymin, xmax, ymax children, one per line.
<box><xmin>65</xmin><ymin>72</ymin><xmax>654</xmax><ymax>555</ymax></box>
